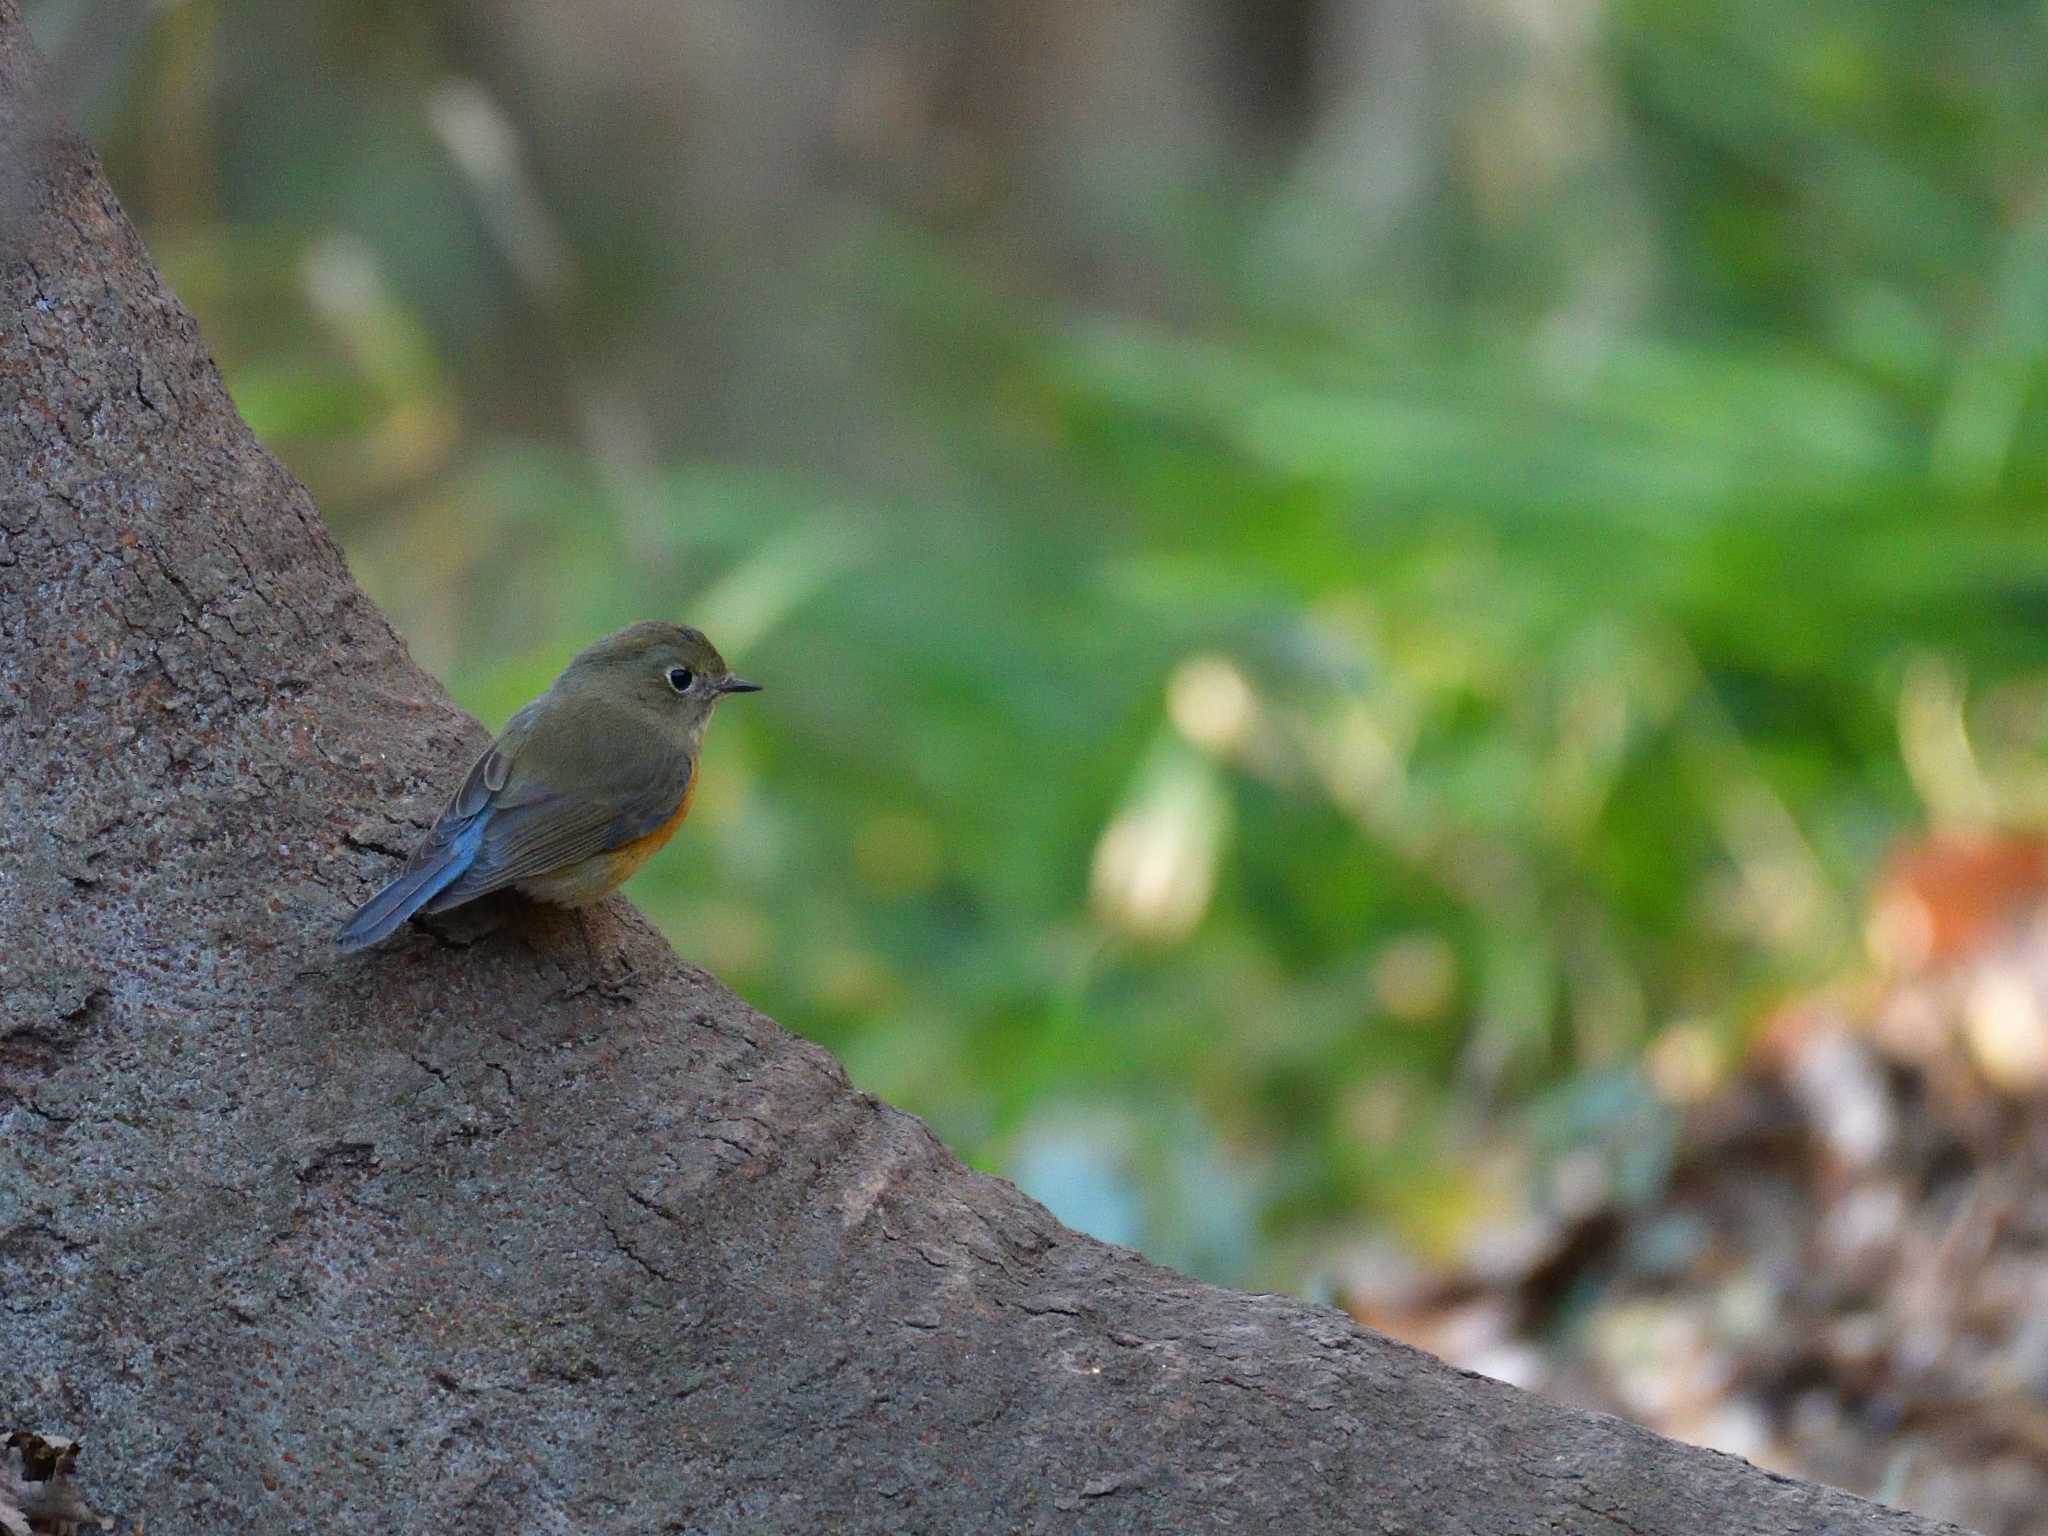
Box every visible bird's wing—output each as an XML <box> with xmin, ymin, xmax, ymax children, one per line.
<box><xmin>418</xmin><ymin>704</ymin><xmax>693</xmax><ymax>910</ymax></box>
<box><xmin>335</xmin><ymin>704</ymin><xmax>541</xmax><ymax>950</ymax></box>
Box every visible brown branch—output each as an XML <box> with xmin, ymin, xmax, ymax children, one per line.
<box><xmin>0</xmin><ymin>7</ymin><xmax>1965</xmax><ymax>1531</ymax></box>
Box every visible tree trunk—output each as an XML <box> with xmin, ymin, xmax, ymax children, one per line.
<box><xmin>0</xmin><ymin>8</ymin><xmax>1962</xmax><ymax>1532</ymax></box>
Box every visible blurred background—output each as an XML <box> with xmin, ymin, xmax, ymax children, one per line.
<box><xmin>30</xmin><ymin>0</ymin><xmax>2048</xmax><ymax>1525</ymax></box>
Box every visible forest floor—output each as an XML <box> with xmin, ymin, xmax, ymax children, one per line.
<box><xmin>1347</xmin><ymin>830</ymin><xmax>2048</xmax><ymax>1536</ymax></box>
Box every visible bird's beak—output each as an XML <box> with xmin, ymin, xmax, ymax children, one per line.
<box><xmin>719</xmin><ymin>676</ymin><xmax>762</xmax><ymax>695</ymax></box>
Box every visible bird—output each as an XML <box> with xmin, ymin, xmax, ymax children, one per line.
<box><xmin>337</xmin><ymin>621</ymin><xmax>759</xmax><ymax>951</ymax></box>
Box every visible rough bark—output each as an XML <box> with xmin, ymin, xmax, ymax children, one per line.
<box><xmin>0</xmin><ymin>10</ymin><xmax>1966</xmax><ymax>1534</ymax></box>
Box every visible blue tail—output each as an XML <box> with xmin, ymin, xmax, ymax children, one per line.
<box><xmin>336</xmin><ymin>820</ymin><xmax>486</xmax><ymax>952</ymax></box>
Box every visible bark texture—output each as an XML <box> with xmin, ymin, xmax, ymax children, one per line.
<box><xmin>0</xmin><ymin>9</ymin><xmax>1967</xmax><ymax>1533</ymax></box>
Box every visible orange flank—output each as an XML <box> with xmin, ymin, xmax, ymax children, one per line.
<box><xmin>602</xmin><ymin>770</ymin><xmax>699</xmax><ymax>887</ymax></box>
<box><xmin>513</xmin><ymin>772</ymin><xmax>700</xmax><ymax>909</ymax></box>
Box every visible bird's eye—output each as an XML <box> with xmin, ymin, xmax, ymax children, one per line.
<box><xmin>666</xmin><ymin>667</ymin><xmax>695</xmax><ymax>693</ymax></box>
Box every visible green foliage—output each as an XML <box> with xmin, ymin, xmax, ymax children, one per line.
<box><xmin>39</xmin><ymin>0</ymin><xmax>2048</xmax><ymax>1287</ymax></box>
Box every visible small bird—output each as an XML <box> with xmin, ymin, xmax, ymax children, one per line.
<box><xmin>337</xmin><ymin>621</ymin><xmax>759</xmax><ymax>951</ymax></box>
